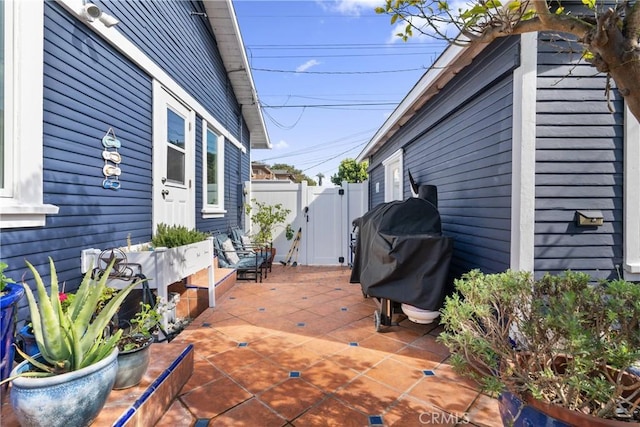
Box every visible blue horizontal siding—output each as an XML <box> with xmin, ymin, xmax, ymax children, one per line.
<box><xmin>368</xmin><ymin>165</ymin><xmax>385</xmax><ymax>208</ymax></box>
<box><xmin>1</xmin><ymin>2</ymin><xmax>153</xmax><ymax>316</ymax></box>
<box><xmin>366</xmin><ymin>37</ymin><xmax>519</xmax><ymax>279</ymax></box>
<box><xmin>95</xmin><ymin>0</ymin><xmax>243</xmax><ymax>141</ymax></box>
<box><xmin>533</xmin><ymin>33</ymin><xmax>623</xmax><ymax>281</ymax></box>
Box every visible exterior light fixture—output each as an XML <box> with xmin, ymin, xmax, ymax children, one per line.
<box><xmin>80</xmin><ymin>3</ymin><xmax>119</xmax><ymax>27</ymax></box>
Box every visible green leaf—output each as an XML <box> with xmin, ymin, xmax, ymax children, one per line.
<box><xmin>582</xmin><ymin>0</ymin><xmax>595</xmax><ymax>9</ymax></box>
<box><xmin>25</xmin><ymin>260</ymin><xmax>68</xmax><ymax>363</ymax></box>
<box><xmin>507</xmin><ymin>1</ymin><xmax>521</xmax><ymax>10</ymax></box>
<box><xmin>81</xmin><ymin>278</ymin><xmax>137</xmax><ymax>355</ymax></box>
<box><xmin>437</xmin><ymin>1</ymin><xmax>449</xmax><ymax>11</ymax></box>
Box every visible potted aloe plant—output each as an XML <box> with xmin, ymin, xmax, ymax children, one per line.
<box><xmin>0</xmin><ymin>262</ymin><xmax>24</xmax><ymax>388</ymax></box>
<box><xmin>2</xmin><ymin>257</ymin><xmax>137</xmax><ymax>427</ymax></box>
<box><xmin>438</xmin><ymin>269</ymin><xmax>640</xmax><ymax>426</ymax></box>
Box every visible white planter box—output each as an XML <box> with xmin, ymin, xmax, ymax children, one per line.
<box><xmin>81</xmin><ymin>238</ymin><xmax>215</xmax><ymax>329</ymax></box>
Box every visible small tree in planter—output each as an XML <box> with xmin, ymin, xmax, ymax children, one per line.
<box><xmin>245</xmin><ymin>199</ymin><xmax>292</xmax><ymax>245</ymax></box>
<box><xmin>438</xmin><ymin>269</ymin><xmax>640</xmax><ymax>425</ymax></box>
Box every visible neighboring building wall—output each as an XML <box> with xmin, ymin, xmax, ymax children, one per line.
<box><xmin>367</xmin><ymin>37</ymin><xmax>519</xmax><ymax>278</ymax></box>
<box><xmin>533</xmin><ymin>34</ymin><xmax>624</xmax><ymax>281</ymax></box>
<box><xmin>368</xmin><ymin>165</ymin><xmax>385</xmax><ymax>208</ymax></box>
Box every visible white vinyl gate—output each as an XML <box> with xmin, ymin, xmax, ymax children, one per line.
<box><xmin>248</xmin><ymin>181</ymin><xmax>368</xmax><ymax>266</ymax></box>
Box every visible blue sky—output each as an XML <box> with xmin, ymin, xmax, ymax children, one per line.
<box><xmin>233</xmin><ymin>0</ymin><xmax>446</xmax><ymax>184</ymax></box>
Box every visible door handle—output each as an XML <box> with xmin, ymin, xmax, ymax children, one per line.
<box><xmin>161</xmin><ymin>189</ymin><xmax>169</xmax><ymax>197</ymax></box>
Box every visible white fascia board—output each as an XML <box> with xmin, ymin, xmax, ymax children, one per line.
<box><xmin>624</xmin><ymin>104</ymin><xmax>640</xmax><ymax>280</ymax></box>
<box><xmin>510</xmin><ymin>32</ymin><xmax>538</xmax><ymax>273</ymax></box>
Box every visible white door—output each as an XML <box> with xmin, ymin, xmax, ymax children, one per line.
<box><xmin>153</xmin><ymin>85</ymin><xmax>195</xmax><ymax>229</ymax></box>
<box><xmin>306</xmin><ymin>186</ymin><xmax>345</xmax><ymax>265</ymax></box>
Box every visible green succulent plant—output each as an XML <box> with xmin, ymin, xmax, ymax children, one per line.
<box><xmin>0</xmin><ymin>261</ymin><xmax>15</xmax><ymax>293</ymax></box>
<box><xmin>9</xmin><ymin>258</ymin><xmax>137</xmax><ymax>378</ymax></box>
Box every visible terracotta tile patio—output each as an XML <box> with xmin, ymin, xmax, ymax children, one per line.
<box><xmin>1</xmin><ymin>265</ymin><xmax>502</xmax><ymax>426</ymax></box>
<box><xmin>160</xmin><ymin>265</ymin><xmax>502</xmax><ymax>426</ymax></box>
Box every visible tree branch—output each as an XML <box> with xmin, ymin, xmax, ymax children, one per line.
<box><xmin>471</xmin><ymin>14</ymin><xmax>593</xmax><ymax>43</ymax></box>
<box><xmin>532</xmin><ymin>0</ymin><xmax>552</xmax><ymax>24</ymax></box>
<box><xmin>624</xmin><ymin>0</ymin><xmax>640</xmax><ymax>48</ymax></box>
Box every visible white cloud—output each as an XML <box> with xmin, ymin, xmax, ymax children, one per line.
<box><xmin>296</xmin><ymin>59</ymin><xmax>321</xmax><ymax>73</ymax></box>
<box><xmin>274</xmin><ymin>140</ymin><xmax>289</xmax><ymax>149</ymax></box>
<box><xmin>316</xmin><ymin>0</ymin><xmax>381</xmax><ymax>16</ymax></box>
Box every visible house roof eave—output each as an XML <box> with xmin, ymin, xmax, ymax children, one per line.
<box><xmin>203</xmin><ymin>0</ymin><xmax>271</xmax><ymax>150</ymax></box>
<box><xmin>356</xmin><ymin>38</ymin><xmax>488</xmax><ymax>163</ymax></box>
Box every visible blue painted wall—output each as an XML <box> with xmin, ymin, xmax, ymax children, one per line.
<box><xmin>367</xmin><ymin>37</ymin><xmax>519</xmax><ymax>278</ymax></box>
<box><xmin>364</xmin><ymin>33</ymin><xmax>624</xmax><ymax>281</ymax></box>
<box><xmin>1</xmin><ymin>1</ymin><xmax>254</xmax><ymax>321</ymax></box>
<box><xmin>533</xmin><ymin>35</ymin><xmax>623</xmax><ymax>280</ymax></box>
<box><xmin>1</xmin><ymin>2</ymin><xmax>153</xmax><ymax>320</ymax></box>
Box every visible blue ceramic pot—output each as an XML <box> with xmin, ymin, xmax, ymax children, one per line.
<box><xmin>9</xmin><ymin>348</ymin><xmax>118</xmax><ymax>427</ymax></box>
<box><xmin>498</xmin><ymin>392</ymin><xmax>571</xmax><ymax>427</ymax></box>
<box><xmin>16</xmin><ymin>324</ymin><xmax>39</xmax><ymax>358</ymax></box>
<box><xmin>498</xmin><ymin>391</ymin><xmax>632</xmax><ymax>427</ymax></box>
<box><xmin>1</xmin><ymin>282</ymin><xmax>25</xmax><ymax>386</ymax></box>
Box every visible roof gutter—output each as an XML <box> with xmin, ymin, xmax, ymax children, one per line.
<box><xmin>203</xmin><ymin>0</ymin><xmax>271</xmax><ymax>149</ymax></box>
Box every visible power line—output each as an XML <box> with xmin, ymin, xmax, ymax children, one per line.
<box><xmin>252</xmin><ymin>66</ymin><xmax>427</xmax><ymax>74</ymax></box>
<box><xmin>249</xmin><ymin>52</ymin><xmax>436</xmax><ymax>59</ymax></box>
<box><xmin>265</xmin><ymin>95</ymin><xmax>400</xmax><ymax>102</ymax></box>
<box><xmin>260</xmin><ymin>102</ymin><xmax>398</xmax><ymax>108</ymax></box>
<box><xmin>261</xmin><ymin>105</ymin><xmax>307</xmax><ymax>130</ymax></box>
<box><xmin>301</xmin><ymin>141</ymin><xmax>368</xmax><ymax>173</ymax></box>
<box><xmin>256</xmin><ymin>128</ymin><xmax>377</xmax><ymax>163</ymax></box>
<box><xmin>246</xmin><ymin>42</ymin><xmax>444</xmax><ymax>49</ymax></box>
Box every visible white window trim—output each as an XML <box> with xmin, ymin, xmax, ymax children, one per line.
<box><xmin>382</xmin><ymin>149</ymin><xmax>403</xmax><ymax>202</ymax></box>
<box><xmin>0</xmin><ymin>0</ymin><xmax>59</xmax><ymax>228</ymax></box>
<box><xmin>201</xmin><ymin>119</ymin><xmax>226</xmax><ymax>218</ymax></box>
<box><xmin>510</xmin><ymin>32</ymin><xmax>537</xmax><ymax>272</ymax></box>
<box><xmin>623</xmin><ymin>104</ymin><xmax>640</xmax><ymax>281</ymax></box>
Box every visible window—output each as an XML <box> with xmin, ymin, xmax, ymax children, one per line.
<box><xmin>202</xmin><ymin>120</ymin><xmax>225</xmax><ymax>217</ymax></box>
<box><xmin>383</xmin><ymin>149</ymin><xmax>403</xmax><ymax>202</ymax></box>
<box><xmin>0</xmin><ymin>0</ymin><xmax>58</xmax><ymax>228</ymax></box>
<box><xmin>166</xmin><ymin>108</ymin><xmax>186</xmax><ymax>185</ymax></box>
